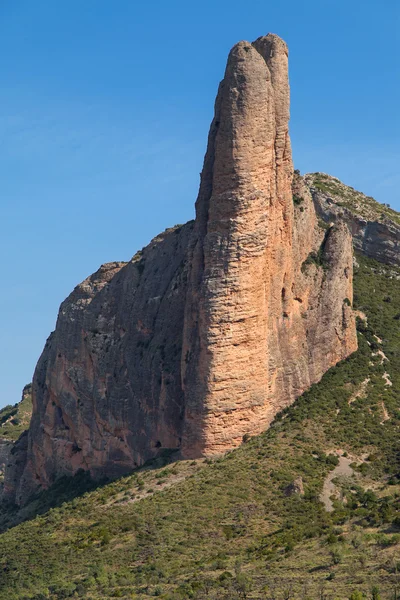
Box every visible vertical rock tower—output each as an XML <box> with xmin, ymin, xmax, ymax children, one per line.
<box><xmin>181</xmin><ymin>34</ymin><xmax>357</xmax><ymax>455</ymax></box>
<box><xmin>3</xmin><ymin>34</ymin><xmax>357</xmax><ymax>506</ymax></box>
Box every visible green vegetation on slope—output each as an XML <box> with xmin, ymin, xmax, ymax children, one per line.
<box><xmin>307</xmin><ymin>172</ymin><xmax>400</xmax><ymax>226</ymax></box>
<box><xmin>0</xmin><ymin>384</ymin><xmax>32</xmax><ymax>441</ymax></box>
<box><xmin>0</xmin><ymin>255</ymin><xmax>399</xmax><ymax>599</ymax></box>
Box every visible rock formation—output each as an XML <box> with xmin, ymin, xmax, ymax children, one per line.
<box><xmin>3</xmin><ymin>34</ymin><xmax>357</xmax><ymax>506</ymax></box>
<box><xmin>305</xmin><ymin>172</ymin><xmax>400</xmax><ymax>267</ymax></box>
<box><xmin>0</xmin><ymin>440</ymin><xmax>13</xmax><ymax>484</ymax></box>
<box><xmin>180</xmin><ymin>37</ymin><xmax>357</xmax><ymax>456</ymax></box>
<box><xmin>284</xmin><ymin>476</ymin><xmax>305</xmax><ymax>497</ymax></box>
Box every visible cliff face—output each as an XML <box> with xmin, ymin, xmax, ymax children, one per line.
<box><xmin>0</xmin><ymin>440</ymin><xmax>13</xmax><ymax>484</ymax></box>
<box><xmin>3</xmin><ymin>34</ymin><xmax>357</xmax><ymax>506</ymax></box>
<box><xmin>3</xmin><ymin>228</ymin><xmax>192</xmax><ymax>504</ymax></box>
<box><xmin>180</xmin><ymin>37</ymin><xmax>357</xmax><ymax>456</ymax></box>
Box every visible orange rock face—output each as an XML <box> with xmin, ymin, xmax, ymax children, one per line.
<box><xmin>3</xmin><ymin>34</ymin><xmax>357</xmax><ymax>505</ymax></box>
<box><xmin>181</xmin><ymin>34</ymin><xmax>357</xmax><ymax>456</ymax></box>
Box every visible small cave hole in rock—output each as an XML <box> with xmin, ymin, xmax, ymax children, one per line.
<box><xmin>281</xmin><ymin>287</ymin><xmax>286</xmax><ymax>300</ymax></box>
<box><xmin>155</xmin><ymin>440</ymin><xmax>162</xmax><ymax>448</ymax></box>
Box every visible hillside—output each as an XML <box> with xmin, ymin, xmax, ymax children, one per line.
<box><xmin>305</xmin><ymin>172</ymin><xmax>400</xmax><ymax>267</ymax></box>
<box><xmin>306</xmin><ymin>172</ymin><xmax>400</xmax><ymax>226</ymax></box>
<box><xmin>0</xmin><ymin>384</ymin><xmax>32</xmax><ymax>442</ymax></box>
<box><xmin>0</xmin><ymin>252</ymin><xmax>398</xmax><ymax>599</ymax></box>
<box><xmin>0</xmin><ymin>385</ymin><xmax>32</xmax><ymax>484</ymax></box>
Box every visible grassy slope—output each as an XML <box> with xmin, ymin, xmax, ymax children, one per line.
<box><xmin>0</xmin><ymin>254</ymin><xmax>399</xmax><ymax>599</ymax></box>
<box><xmin>0</xmin><ymin>385</ymin><xmax>32</xmax><ymax>441</ymax></box>
<box><xmin>306</xmin><ymin>172</ymin><xmax>400</xmax><ymax>226</ymax></box>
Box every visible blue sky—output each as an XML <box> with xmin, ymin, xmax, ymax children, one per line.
<box><xmin>0</xmin><ymin>0</ymin><xmax>399</xmax><ymax>407</ymax></box>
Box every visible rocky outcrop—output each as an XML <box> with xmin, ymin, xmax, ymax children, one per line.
<box><xmin>3</xmin><ymin>229</ymin><xmax>192</xmax><ymax>504</ymax></box>
<box><xmin>305</xmin><ymin>173</ymin><xmax>400</xmax><ymax>267</ymax></box>
<box><xmin>3</xmin><ymin>34</ymin><xmax>357</xmax><ymax>506</ymax></box>
<box><xmin>180</xmin><ymin>36</ymin><xmax>356</xmax><ymax>456</ymax></box>
<box><xmin>284</xmin><ymin>476</ymin><xmax>305</xmax><ymax>497</ymax></box>
<box><xmin>0</xmin><ymin>440</ymin><xmax>13</xmax><ymax>483</ymax></box>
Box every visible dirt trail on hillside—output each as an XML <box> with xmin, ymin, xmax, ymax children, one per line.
<box><xmin>382</xmin><ymin>372</ymin><xmax>392</xmax><ymax>386</ymax></box>
<box><xmin>348</xmin><ymin>378</ymin><xmax>370</xmax><ymax>405</ymax></box>
<box><xmin>320</xmin><ymin>456</ymin><xmax>354</xmax><ymax>512</ymax></box>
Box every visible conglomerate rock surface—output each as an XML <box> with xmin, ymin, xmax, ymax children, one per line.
<box><xmin>180</xmin><ymin>37</ymin><xmax>357</xmax><ymax>456</ymax></box>
<box><xmin>3</xmin><ymin>34</ymin><xmax>357</xmax><ymax>506</ymax></box>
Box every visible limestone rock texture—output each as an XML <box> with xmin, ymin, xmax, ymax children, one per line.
<box><xmin>3</xmin><ymin>34</ymin><xmax>357</xmax><ymax>506</ymax></box>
